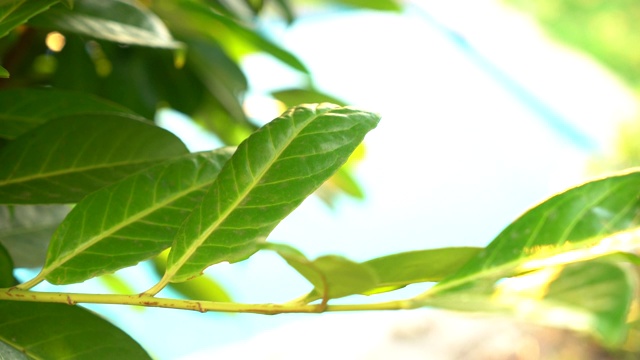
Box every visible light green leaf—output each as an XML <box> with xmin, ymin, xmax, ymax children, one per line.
<box><xmin>163</xmin><ymin>104</ymin><xmax>380</xmax><ymax>283</ymax></box>
<box><xmin>0</xmin><ymin>113</ymin><xmax>189</xmax><ymax>204</ymax></box>
<box><xmin>331</xmin><ymin>0</ymin><xmax>402</xmax><ymax>11</ymax></box>
<box><xmin>0</xmin><ymin>242</ymin><xmax>14</xmax><ymax>287</ymax></box>
<box><xmin>264</xmin><ymin>243</ymin><xmax>378</xmax><ymax>301</ymax></box>
<box><xmin>0</xmin><ymin>0</ymin><xmax>59</xmax><ymax>38</ymax></box>
<box><xmin>272</xmin><ymin>88</ymin><xmax>347</xmax><ymax>108</ymax></box>
<box><xmin>430</xmin><ymin>170</ymin><xmax>640</xmax><ymax>295</ymax></box>
<box><xmin>0</xmin><ymin>301</ymin><xmax>151</xmax><ymax>359</ymax></box>
<box><xmin>0</xmin><ymin>65</ymin><xmax>7</xmax><ymax>78</ymax></box>
<box><xmin>29</xmin><ymin>0</ymin><xmax>181</xmax><ymax>48</ymax></box>
<box><xmin>362</xmin><ymin>247</ymin><xmax>482</xmax><ymax>294</ymax></box>
<box><xmin>0</xmin><ymin>88</ymin><xmax>139</xmax><ymax>139</ymax></box>
<box><xmin>0</xmin><ymin>205</ymin><xmax>70</xmax><ymax>268</ymax></box>
<box><xmin>39</xmin><ymin>149</ymin><xmax>232</xmax><ymax>285</ymax></box>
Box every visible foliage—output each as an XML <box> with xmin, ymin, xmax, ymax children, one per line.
<box><xmin>1</xmin><ymin>0</ymin><xmax>640</xmax><ymax>358</ymax></box>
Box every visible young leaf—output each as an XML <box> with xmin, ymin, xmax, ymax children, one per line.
<box><xmin>37</xmin><ymin>149</ymin><xmax>232</xmax><ymax>285</ymax></box>
<box><xmin>160</xmin><ymin>103</ymin><xmax>380</xmax><ymax>285</ymax></box>
<box><xmin>28</xmin><ymin>0</ymin><xmax>182</xmax><ymax>49</ymax></box>
<box><xmin>0</xmin><ymin>301</ymin><xmax>151</xmax><ymax>359</ymax></box>
<box><xmin>0</xmin><ymin>0</ymin><xmax>59</xmax><ymax>38</ymax></box>
<box><xmin>0</xmin><ymin>205</ymin><xmax>70</xmax><ymax>268</ymax></box>
<box><xmin>0</xmin><ymin>88</ymin><xmax>139</xmax><ymax>139</ymax></box>
<box><xmin>430</xmin><ymin>170</ymin><xmax>640</xmax><ymax>295</ymax></box>
<box><xmin>0</xmin><ymin>114</ymin><xmax>189</xmax><ymax>204</ymax></box>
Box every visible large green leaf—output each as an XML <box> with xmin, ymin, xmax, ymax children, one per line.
<box><xmin>0</xmin><ymin>301</ymin><xmax>151</xmax><ymax>359</ymax></box>
<box><xmin>430</xmin><ymin>170</ymin><xmax>640</xmax><ymax>295</ymax></box>
<box><xmin>0</xmin><ymin>88</ymin><xmax>138</xmax><ymax>139</ymax></box>
<box><xmin>35</xmin><ymin>149</ymin><xmax>232</xmax><ymax>285</ymax></box>
<box><xmin>0</xmin><ymin>205</ymin><xmax>70</xmax><ymax>268</ymax></box>
<box><xmin>29</xmin><ymin>0</ymin><xmax>181</xmax><ymax>48</ymax></box>
<box><xmin>0</xmin><ymin>113</ymin><xmax>188</xmax><ymax>204</ymax></box>
<box><xmin>0</xmin><ymin>0</ymin><xmax>59</xmax><ymax>38</ymax></box>
<box><xmin>160</xmin><ymin>104</ymin><xmax>379</xmax><ymax>284</ymax></box>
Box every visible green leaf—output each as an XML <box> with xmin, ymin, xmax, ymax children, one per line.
<box><xmin>0</xmin><ymin>0</ymin><xmax>59</xmax><ymax>38</ymax></box>
<box><xmin>431</xmin><ymin>170</ymin><xmax>640</xmax><ymax>295</ymax></box>
<box><xmin>272</xmin><ymin>88</ymin><xmax>347</xmax><ymax>108</ymax></box>
<box><xmin>0</xmin><ymin>242</ymin><xmax>14</xmax><ymax>287</ymax></box>
<box><xmin>0</xmin><ymin>113</ymin><xmax>189</xmax><ymax>204</ymax></box>
<box><xmin>264</xmin><ymin>243</ymin><xmax>378</xmax><ymax>301</ymax></box>
<box><xmin>0</xmin><ymin>65</ymin><xmax>7</xmax><ymax>78</ymax></box>
<box><xmin>39</xmin><ymin>149</ymin><xmax>232</xmax><ymax>285</ymax></box>
<box><xmin>362</xmin><ymin>247</ymin><xmax>482</xmax><ymax>294</ymax></box>
<box><xmin>331</xmin><ymin>0</ymin><xmax>402</xmax><ymax>11</ymax></box>
<box><xmin>29</xmin><ymin>0</ymin><xmax>182</xmax><ymax>49</ymax></box>
<box><xmin>0</xmin><ymin>88</ymin><xmax>139</xmax><ymax>139</ymax></box>
<box><xmin>163</xmin><ymin>104</ymin><xmax>380</xmax><ymax>283</ymax></box>
<box><xmin>0</xmin><ymin>301</ymin><xmax>151</xmax><ymax>359</ymax></box>
<box><xmin>0</xmin><ymin>205</ymin><xmax>70</xmax><ymax>268</ymax></box>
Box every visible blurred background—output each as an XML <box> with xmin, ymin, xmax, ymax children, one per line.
<box><xmin>10</xmin><ymin>0</ymin><xmax>640</xmax><ymax>358</ymax></box>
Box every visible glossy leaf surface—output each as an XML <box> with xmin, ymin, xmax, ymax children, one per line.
<box><xmin>0</xmin><ymin>0</ymin><xmax>58</xmax><ymax>38</ymax></box>
<box><xmin>0</xmin><ymin>301</ymin><xmax>151</xmax><ymax>359</ymax></box>
<box><xmin>433</xmin><ymin>170</ymin><xmax>640</xmax><ymax>294</ymax></box>
<box><xmin>0</xmin><ymin>88</ymin><xmax>138</xmax><ymax>139</ymax></box>
<box><xmin>29</xmin><ymin>0</ymin><xmax>181</xmax><ymax>48</ymax></box>
<box><xmin>41</xmin><ymin>149</ymin><xmax>233</xmax><ymax>285</ymax></box>
<box><xmin>165</xmin><ymin>104</ymin><xmax>380</xmax><ymax>283</ymax></box>
<box><xmin>0</xmin><ymin>114</ymin><xmax>188</xmax><ymax>204</ymax></box>
<box><xmin>0</xmin><ymin>205</ymin><xmax>70</xmax><ymax>268</ymax></box>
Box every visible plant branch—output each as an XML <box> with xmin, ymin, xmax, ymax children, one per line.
<box><xmin>0</xmin><ymin>288</ymin><xmax>417</xmax><ymax>314</ymax></box>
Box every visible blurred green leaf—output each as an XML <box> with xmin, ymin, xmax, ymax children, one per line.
<box><xmin>0</xmin><ymin>301</ymin><xmax>151</xmax><ymax>359</ymax></box>
<box><xmin>29</xmin><ymin>0</ymin><xmax>182</xmax><ymax>49</ymax></box>
<box><xmin>0</xmin><ymin>114</ymin><xmax>189</xmax><ymax>204</ymax></box>
<box><xmin>39</xmin><ymin>149</ymin><xmax>233</xmax><ymax>285</ymax></box>
<box><xmin>0</xmin><ymin>88</ymin><xmax>139</xmax><ymax>139</ymax></box>
<box><xmin>272</xmin><ymin>87</ymin><xmax>347</xmax><ymax>108</ymax></box>
<box><xmin>164</xmin><ymin>104</ymin><xmax>380</xmax><ymax>283</ymax></box>
<box><xmin>0</xmin><ymin>0</ymin><xmax>59</xmax><ymax>38</ymax></box>
<box><xmin>0</xmin><ymin>241</ymin><xmax>14</xmax><ymax>287</ymax></box>
<box><xmin>0</xmin><ymin>205</ymin><xmax>70</xmax><ymax>268</ymax></box>
<box><xmin>0</xmin><ymin>64</ymin><xmax>7</xmax><ymax>78</ymax></box>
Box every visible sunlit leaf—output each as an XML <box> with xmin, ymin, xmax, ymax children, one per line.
<box><xmin>431</xmin><ymin>170</ymin><xmax>640</xmax><ymax>295</ymax></box>
<box><xmin>0</xmin><ymin>205</ymin><xmax>70</xmax><ymax>268</ymax></box>
<box><xmin>0</xmin><ymin>88</ymin><xmax>138</xmax><ymax>139</ymax></box>
<box><xmin>272</xmin><ymin>88</ymin><xmax>347</xmax><ymax>108</ymax></box>
<box><xmin>331</xmin><ymin>0</ymin><xmax>402</xmax><ymax>11</ymax></box>
<box><xmin>39</xmin><ymin>149</ymin><xmax>232</xmax><ymax>285</ymax></box>
<box><xmin>264</xmin><ymin>243</ymin><xmax>378</xmax><ymax>301</ymax></box>
<box><xmin>0</xmin><ymin>301</ymin><xmax>151</xmax><ymax>359</ymax></box>
<box><xmin>163</xmin><ymin>104</ymin><xmax>380</xmax><ymax>283</ymax></box>
<box><xmin>0</xmin><ymin>114</ymin><xmax>189</xmax><ymax>204</ymax></box>
<box><xmin>0</xmin><ymin>0</ymin><xmax>59</xmax><ymax>38</ymax></box>
<box><xmin>29</xmin><ymin>0</ymin><xmax>181</xmax><ymax>48</ymax></box>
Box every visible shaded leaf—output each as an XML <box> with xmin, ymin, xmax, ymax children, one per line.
<box><xmin>38</xmin><ymin>149</ymin><xmax>233</xmax><ymax>285</ymax></box>
<box><xmin>163</xmin><ymin>103</ymin><xmax>380</xmax><ymax>284</ymax></box>
<box><xmin>29</xmin><ymin>0</ymin><xmax>181</xmax><ymax>49</ymax></box>
<box><xmin>0</xmin><ymin>113</ymin><xmax>189</xmax><ymax>204</ymax></box>
<box><xmin>0</xmin><ymin>205</ymin><xmax>70</xmax><ymax>268</ymax></box>
<box><xmin>264</xmin><ymin>243</ymin><xmax>378</xmax><ymax>301</ymax></box>
<box><xmin>0</xmin><ymin>242</ymin><xmax>14</xmax><ymax>287</ymax></box>
<box><xmin>0</xmin><ymin>0</ymin><xmax>59</xmax><ymax>38</ymax></box>
<box><xmin>0</xmin><ymin>88</ymin><xmax>139</xmax><ymax>139</ymax></box>
<box><xmin>431</xmin><ymin>170</ymin><xmax>640</xmax><ymax>295</ymax></box>
<box><xmin>0</xmin><ymin>301</ymin><xmax>151</xmax><ymax>359</ymax></box>
<box><xmin>362</xmin><ymin>247</ymin><xmax>482</xmax><ymax>294</ymax></box>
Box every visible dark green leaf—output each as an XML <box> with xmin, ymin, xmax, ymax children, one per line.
<box><xmin>0</xmin><ymin>205</ymin><xmax>70</xmax><ymax>268</ymax></box>
<box><xmin>0</xmin><ymin>301</ymin><xmax>151</xmax><ymax>359</ymax></box>
<box><xmin>0</xmin><ymin>65</ymin><xmax>7</xmax><ymax>78</ymax></box>
<box><xmin>0</xmin><ymin>242</ymin><xmax>14</xmax><ymax>287</ymax></box>
<box><xmin>264</xmin><ymin>243</ymin><xmax>378</xmax><ymax>300</ymax></box>
<box><xmin>163</xmin><ymin>104</ymin><xmax>380</xmax><ymax>283</ymax></box>
<box><xmin>0</xmin><ymin>0</ymin><xmax>59</xmax><ymax>38</ymax></box>
<box><xmin>362</xmin><ymin>247</ymin><xmax>482</xmax><ymax>294</ymax></box>
<box><xmin>0</xmin><ymin>88</ymin><xmax>139</xmax><ymax>139</ymax></box>
<box><xmin>37</xmin><ymin>149</ymin><xmax>232</xmax><ymax>285</ymax></box>
<box><xmin>272</xmin><ymin>88</ymin><xmax>347</xmax><ymax>108</ymax></box>
<box><xmin>432</xmin><ymin>171</ymin><xmax>640</xmax><ymax>294</ymax></box>
<box><xmin>29</xmin><ymin>0</ymin><xmax>181</xmax><ymax>48</ymax></box>
<box><xmin>0</xmin><ymin>113</ymin><xmax>189</xmax><ymax>204</ymax></box>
